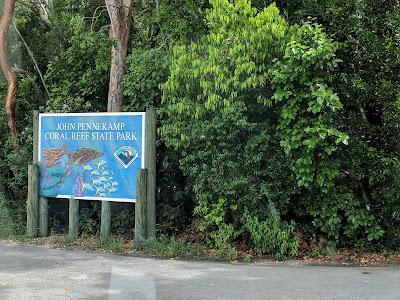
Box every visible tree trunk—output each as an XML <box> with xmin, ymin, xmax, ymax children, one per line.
<box><xmin>106</xmin><ymin>0</ymin><xmax>132</xmax><ymax>112</ymax></box>
<box><xmin>0</xmin><ymin>0</ymin><xmax>17</xmax><ymax>139</ymax></box>
<box><xmin>101</xmin><ymin>0</ymin><xmax>132</xmax><ymax>239</ymax></box>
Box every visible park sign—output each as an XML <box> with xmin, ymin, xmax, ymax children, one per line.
<box><xmin>38</xmin><ymin>112</ymin><xmax>145</xmax><ymax>202</ymax></box>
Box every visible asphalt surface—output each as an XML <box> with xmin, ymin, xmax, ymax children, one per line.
<box><xmin>0</xmin><ymin>241</ymin><xmax>399</xmax><ymax>300</ymax></box>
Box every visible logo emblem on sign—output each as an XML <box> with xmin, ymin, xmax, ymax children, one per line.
<box><xmin>114</xmin><ymin>146</ymin><xmax>138</xmax><ymax>169</ymax></box>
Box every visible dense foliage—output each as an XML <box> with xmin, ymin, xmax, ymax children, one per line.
<box><xmin>287</xmin><ymin>0</ymin><xmax>400</xmax><ymax>249</ymax></box>
<box><xmin>161</xmin><ymin>0</ymin><xmax>350</xmax><ymax>256</ymax></box>
<box><xmin>0</xmin><ymin>0</ymin><xmax>399</xmax><ymax>257</ymax></box>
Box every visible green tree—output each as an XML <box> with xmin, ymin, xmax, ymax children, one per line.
<box><xmin>161</xmin><ymin>0</ymin><xmax>347</xmax><ymax>256</ymax></box>
<box><xmin>287</xmin><ymin>0</ymin><xmax>399</xmax><ymax>249</ymax></box>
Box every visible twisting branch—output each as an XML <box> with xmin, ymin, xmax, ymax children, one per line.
<box><xmin>13</xmin><ymin>21</ymin><xmax>50</xmax><ymax>99</ymax></box>
<box><xmin>37</xmin><ymin>0</ymin><xmax>51</xmax><ymax>25</ymax></box>
<box><xmin>0</xmin><ymin>0</ymin><xmax>18</xmax><ymax>140</ymax></box>
<box><xmin>91</xmin><ymin>5</ymin><xmax>107</xmax><ymax>32</ymax></box>
<box><xmin>99</xmin><ymin>24</ymin><xmax>111</xmax><ymax>33</ymax></box>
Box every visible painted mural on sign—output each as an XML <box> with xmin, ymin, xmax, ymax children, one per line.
<box><xmin>38</xmin><ymin>113</ymin><xmax>145</xmax><ymax>202</ymax></box>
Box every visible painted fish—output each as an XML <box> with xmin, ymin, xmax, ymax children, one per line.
<box><xmin>82</xmin><ymin>183</ymin><xmax>94</xmax><ymax>192</ymax></box>
<box><xmin>90</xmin><ymin>170</ymin><xmax>101</xmax><ymax>176</ymax></box>
<box><xmin>103</xmin><ymin>182</ymin><xmax>111</xmax><ymax>188</ymax></box>
<box><xmin>96</xmin><ymin>187</ymin><xmax>106</xmax><ymax>194</ymax></box>
<box><xmin>73</xmin><ymin>176</ymin><xmax>84</xmax><ymax>197</ymax></box>
<box><xmin>49</xmin><ymin>145</ymin><xmax>103</xmax><ymax>188</ymax></box>
<box><xmin>92</xmin><ymin>179</ymin><xmax>102</xmax><ymax>186</ymax></box>
<box><xmin>83</xmin><ymin>165</ymin><xmax>92</xmax><ymax>171</ymax></box>
<box><xmin>64</xmin><ymin>145</ymin><xmax>103</xmax><ymax>169</ymax></box>
<box><xmin>95</xmin><ymin>160</ymin><xmax>106</xmax><ymax>168</ymax></box>
<box><xmin>42</xmin><ymin>147</ymin><xmax>65</xmax><ymax>168</ymax></box>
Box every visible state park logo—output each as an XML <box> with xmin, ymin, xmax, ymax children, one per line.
<box><xmin>113</xmin><ymin>146</ymin><xmax>138</xmax><ymax>169</ymax></box>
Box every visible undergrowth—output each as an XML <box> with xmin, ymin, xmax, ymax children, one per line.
<box><xmin>0</xmin><ymin>196</ymin><xmax>23</xmax><ymax>240</ymax></box>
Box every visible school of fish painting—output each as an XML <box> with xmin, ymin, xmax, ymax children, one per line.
<box><xmin>39</xmin><ymin>113</ymin><xmax>145</xmax><ymax>202</ymax></box>
<box><xmin>40</xmin><ymin>145</ymin><xmax>117</xmax><ymax>198</ymax></box>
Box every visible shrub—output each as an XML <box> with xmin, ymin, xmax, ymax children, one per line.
<box><xmin>243</xmin><ymin>203</ymin><xmax>298</xmax><ymax>260</ymax></box>
<box><xmin>161</xmin><ymin>0</ymin><xmax>346</xmax><ymax>256</ymax></box>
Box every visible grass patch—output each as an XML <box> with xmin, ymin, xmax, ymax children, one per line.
<box><xmin>26</xmin><ymin>233</ymin><xmax>241</xmax><ymax>262</ymax></box>
<box><xmin>100</xmin><ymin>235</ymin><xmax>131</xmax><ymax>252</ymax></box>
<box><xmin>31</xmin><ymin>234</ymin><xmax>133</xmax><ymax>253</ymax></box>
<box><xmin>3</xmin><ymin>228</ymin><xmax>399</xmax><ymax>265</ymax></box>
<box><xmin>139</xmin><ymin>235</ymin><xmax>240</xmax><ymax>261</ymax></box>
<box><xmin>140</xmin><ymin>235</ymin><xmax>206</xmax><ymax>258</ymax></box>
<box><xmin>0</xmin><ymin>196</ymin><xmax>23</xmax><ymax>240</ymax></box>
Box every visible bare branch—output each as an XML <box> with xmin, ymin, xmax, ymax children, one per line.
<box><xmin>99</xmin><ymin>24</ymin><xmax>111</xmax><ymax>33</ymax></box>
<box><xmin>37</xmin><ymin>0</ymin><xmax>51</xmax><ymax>25</ymax></box>
<box><xmin>13</xmin><ymin>21</ymin><xmax>50</xmax><ymax>99</ymax></box>
<box><xmin>91</xmin><ymin>5</ymin><xmax>107</xmax><ymax>32</ymax></box>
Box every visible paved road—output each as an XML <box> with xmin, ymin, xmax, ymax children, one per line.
<box><xmin>0</xmin><ymin>241</ymin><xmax>399</xmax><ymax>300</ymax></box>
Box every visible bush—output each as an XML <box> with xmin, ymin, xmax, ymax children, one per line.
<box><xmin>243</xmin><ymin>203</ymin><xmax>298</xmax><ymax>260</ymax></box>
<box><xmin>161</xmin><ymin>0</ymin><xmax>346</xmax><ymax>256</ymax></box>
<box><xmin>0</xmin><ymin>195</ymin><xmax>22</xmax><ymax>238</ymax></box>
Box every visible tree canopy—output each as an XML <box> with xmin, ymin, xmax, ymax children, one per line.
<box><xmin>0</xmin><ymin>0</ymin><xmax>399</xmax><ymax>257</ymax></box>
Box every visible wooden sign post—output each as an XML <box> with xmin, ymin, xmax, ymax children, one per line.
<box><xmin>28</xmin><ymin>108</ymin><xmax>156</xmax><ymax>244</ymax></box>
<box><xmin>134</xmin><ymin>169</ymin><xmax>147</xmax><ymax>248</ymax></box>
<box><xmin>144</xmin><ymin>108</ymin><xmax>156</xmax><ymax>239</ymax></box>
<box><xmin>68</xmin><ymin>196</ymin><xmax>79</xmax><ymax>240</ymax></box>
<box><xmin>26</xmin><ymin>163</ymin><xmax>39</xmax><ymax>237</ymax></box>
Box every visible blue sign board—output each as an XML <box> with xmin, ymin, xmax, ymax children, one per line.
<box><xmin>38</xmin><ymin>112</ymin><xmax>145</xmax><ymax>202</ymax></box>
